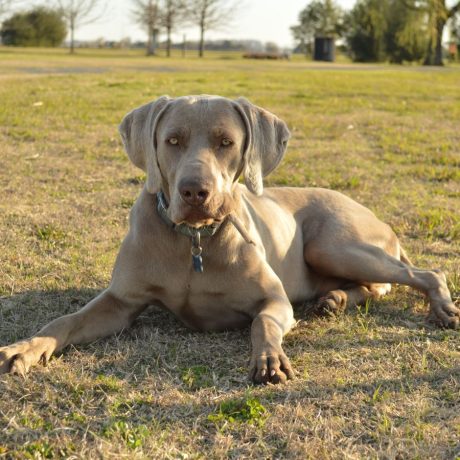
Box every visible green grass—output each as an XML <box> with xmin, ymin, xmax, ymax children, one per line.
<box><xmin>0</xmin><ymin>47</ymin><xmax>459</xmax><ymax>459</ymax></box>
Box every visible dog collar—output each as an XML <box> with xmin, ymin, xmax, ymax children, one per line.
<box><xmin>156</xmin><ymin>191</ymin><xmax>221</xmax><ymax>273</ymax></box>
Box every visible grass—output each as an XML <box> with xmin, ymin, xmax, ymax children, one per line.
<box><xmin>0</xmin><ymin>47</ymin><xmax>459</xmax><ymax>459</ymax></box>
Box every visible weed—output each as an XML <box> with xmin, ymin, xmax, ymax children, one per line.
<box><xmin>181</xmin><ymin>365</ymin><xmax>213</xmax><ymax>390</ymax></box>
<box><xmin>208</xmin><ymin>396</ymin><xmax>268</xmax><ymax>429</ymax></box>
<box><xmin>23</xmin><ymin>441</ymin><xmax>54</xmax><ymax>459</ymax></box>
<box><xmin>371</xmin><ymin>384</ymin><xmax>391</xmax><ymax>404</ymax></box>
<box><xmin>120</xmin><ymin>197</ymin><xmax>135</xmax><ymax>209</ymax></box>
<box><xmin>95</xmin><ymin>373</ymin><xmax>123</xmax><ymax>393</ymax></box>
<box><xmin>35</xmin><ymin>224</ymin><xmax>66</xmax><ymax>246</ymax></box>
<box><xmin>103</xmin><ymin>420</ymin><xmax>150</xmax><ymax>450</ymax></box>
<box><xmin>356</xmin><ymin>298</ymin><xmax>374</xmax><ymax>333</ymax></box>
<box><xmin>415</xmin><ymin>209</ymin><xmax>460</xmax><ymax>240</ymax></box>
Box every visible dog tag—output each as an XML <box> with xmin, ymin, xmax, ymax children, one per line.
<box><xmin>192</xmin><ymin>253</ymin><xmax>203</xmax><ymax>273</ymax></box>
<box><xmin>190</xmin><ymin>230</ymin><xmax>204</xmax><ymax>273</ymax></box>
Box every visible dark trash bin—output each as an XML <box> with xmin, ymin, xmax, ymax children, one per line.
<box><xmin>314</xmin><ymin>37</ymin><xmax>335</xmax><ymax>62</ymax></box>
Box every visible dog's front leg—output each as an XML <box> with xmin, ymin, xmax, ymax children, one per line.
<box><xmin>249</xmin><ymin>296</ymin><xmax>295</xmax><ymax>384</ymax></box>
<box><xmin>0</xmin><ymin>290</ymin><xmax>146</xmax><ymax>376</ymax></box>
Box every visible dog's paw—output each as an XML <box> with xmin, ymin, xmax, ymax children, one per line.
<box><xmin>0</xmin><ymin>338</ymin><xmax>55</xmax><ymax>376</ymax></box>
<box><xmin>249</xmin><ymin>347</ymin><xmax>295</xmax><ymax>385</ymax></box>
<box><xmin>316</xmin><ymin>290</ymin><xmax>347</xmax><ymax>317</ymax></box>
<box><xmin>428</xmin><ymin>302</ymin><xmax>460</xmax><ymax>329</ymax></box>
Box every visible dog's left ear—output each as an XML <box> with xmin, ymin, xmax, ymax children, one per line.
<box><xmin>119</xmin><ymin>96</ymin><xmax>171</xmax><ymax>193</ymax></box>
<box><xmin>233</xmin><ymin>97</ymin><xmax>290</xmax><ymax>195</ymax></box>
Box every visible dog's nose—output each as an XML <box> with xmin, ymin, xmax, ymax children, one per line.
<box><xmin>179</xmin><ymin>179</ymin><xmax>210</xmax><ymax>206</ymax></box>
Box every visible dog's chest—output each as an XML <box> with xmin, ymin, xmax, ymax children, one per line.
<box><xmin>157</xmin><ymin>273</ymin><xmax>251</xmax><ymax>331</ymax></box>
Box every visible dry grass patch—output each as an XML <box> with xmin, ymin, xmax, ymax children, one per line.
<box><xmin>0</xmin><ymin>49</ymin><xmax>459</xmax><ymax>458</ymax></box>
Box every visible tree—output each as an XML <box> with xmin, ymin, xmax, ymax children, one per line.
<box><xmin>0</xmin><ymin>7</ymin><xmax>67</xmax><ymax>46</ymax></box>
<box><xmin>132</xmin><ymin>0</ymin><xmax>162</xmax><ymax>56</ymax></box>
<box><xmin>345</xmin><ymin>0</ymin><xmax>431</xmax><ymax>64</ymax></box>
<box><xmin>291</xmin><ymin>0</ymin><xmax>344</xmax><ymax>57</ymax></box>
<box><xmin>402</xmin><ymin>0</ymin><xmax>460</xmax><ymax>65</ymax></box>
<box><xmin>385</xmin><ymin>0</ymin><xmax>427</xmax><ymax>63</ymax></box>
<box><xmin>344</xmin><ymin>0</ymin><xmax>389</xmax><ymax>62</ymax></box>
<box><xmin>187</xmin><ymin>0</ymin><xmax>239</xmax><ymax>57</ymax></box>
<box><xmin>161</xmin><ymin>0</ymin><xmax>186</xmax><ymax>57</ymax></box>
<box><xmin>56</xmin><ymin>0</ymin><xmax>105</xmax><ymax>54</ymax></box>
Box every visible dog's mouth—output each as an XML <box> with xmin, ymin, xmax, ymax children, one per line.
<box><xmin>170</xmin><ymin>193</ymin><xmax>235</xmax><ymax>228</ymax></box>
<box><xmin>176</xmin><ymin>207</ymin><xmax>219</xmax><ymax>227</ymax></box>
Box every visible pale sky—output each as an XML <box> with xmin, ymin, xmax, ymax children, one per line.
<box><xmin>76</xmin><ymin>0</ymin><xmax>356</xmax><ymax>48</ymax></box>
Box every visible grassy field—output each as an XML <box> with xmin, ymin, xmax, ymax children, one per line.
<box><xmin>0</xmin><ymin>47</ymin><xmax>459</xmax><ymax>459</ymax></box>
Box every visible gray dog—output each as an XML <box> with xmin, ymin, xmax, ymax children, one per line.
<box><xmin>1</xmin><ymin>95</ymin><xmax>458</xmax><ymax>384</ymax></box>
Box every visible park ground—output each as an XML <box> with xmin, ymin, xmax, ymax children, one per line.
<box><xmin>0</xmin><ymin>47</ymin><xmax>459</xmax><ymax>459</ymax></box>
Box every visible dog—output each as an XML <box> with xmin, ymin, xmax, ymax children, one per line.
<box><xmin>1</xmin><ymin>95</ymin><xmax>458</xmax><ymax>384</ymax></box>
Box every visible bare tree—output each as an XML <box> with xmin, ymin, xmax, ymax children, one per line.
<box><xmin>187</xmin><ymin>0</ymin><xmax>239</xmax><ymax>57</ymax></box>
<box><xmin>56</xmin><ymin>0</ymin><xmax>106</xmax><ymax>54</ymax></box>
<box><xmin>161</xmin><ymin>0</ymin><xmax>187</xmax><ymax>57</ymax></box>
<box><xmin>133</xmin><ymin>0</ymin><xmax>162</xmax><ymax>56</ymax></box>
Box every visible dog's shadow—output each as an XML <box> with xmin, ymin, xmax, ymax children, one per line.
<box><xmin>0</xmin><ymin>287</ymin><xmax>452</xmax><ymax>390</ymax></box>
<box><xmin>0</xmin><ymin>288</ymin><xmax>100</xmax><ymax>344</ymax></box>
<box><xmin>0</xmin><ymin>288</ymin><xmax>252</xmax><ymax>388</ymax></box>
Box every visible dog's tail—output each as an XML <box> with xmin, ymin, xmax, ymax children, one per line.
<box><xmin>399</xmin><ymin>246</ymin><xmax>413</xmax><ymax>266</ymax></box>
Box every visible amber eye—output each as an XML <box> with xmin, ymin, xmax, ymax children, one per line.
<box><xmin>168</xmin><ymin>137</ymin><xmax>178</xmax><ymax>145</ymax></box>
<box><xmin>221</xmin><ymin>138</ymin><xmax>232</xmax><ymax>146</ymax></box>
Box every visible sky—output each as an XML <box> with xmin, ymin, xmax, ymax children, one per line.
<box><xmin>76</xmin><ymin>0</ymin><xmax>356</xmax><ymax>48</ymax></box>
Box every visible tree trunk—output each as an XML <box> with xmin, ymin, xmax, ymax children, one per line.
<box><xmin>166</xmin><ymin>26</ymin><xmax>171</xmax><ymax>57</ymax></box>
<box><xmin>424</xmin><ymin>16</ymin><xmax>446</xmax><ymax>65</ymax></box>
<box><xmin>423</xmin><ymin>36</ymin><xmax>433</xmax><ymax>65</ymax></box>
<box><xmin>434</xmin><ymin>19</ymin><xmax>445</xmax><ymax>65</ymax></box>
<box><xmin>70</xmin><ymin>20</ymin><xmax>75</xmax><ymax>54</ymax></box>
<box><xmin>147</xmin><ymin>27</ymin><xmax>155</xmax><ymax>56</ymax></box>
<box><xmin>199</xmin><ymin>20</ymin><xmax>205</xmax><ymax>57</ymax></box>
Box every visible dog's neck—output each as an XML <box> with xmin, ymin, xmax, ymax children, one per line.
<box><xmin>156</xmin><ymin>190</ymin><xmax>254</xmax><ymax>273</ymax></box>
<box><xmin>156</xmin><ymin>190</ymin><xmax>222</xmax><ymax>238</ymax></box>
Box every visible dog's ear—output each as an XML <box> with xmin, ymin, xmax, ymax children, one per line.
<box><xmin>119</xmin><ymin>96</ymin><xmax>171</xmax><ymax>193</ymax></box>
<box><xmin>233</xmin><ymin>97</ymin><xmax>290</xmax><ymax>195</ymax></box>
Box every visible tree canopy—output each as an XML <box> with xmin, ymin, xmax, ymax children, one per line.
<box><xmin>344</xmin><ymin>0</ymin><xmax>428</xmax><ymax>63</ymax></box>
<box><xmin>0</xmin><ymin>7</ymin><xmax>67</xmax><ymax>47</ymax></box>
<box><xmin>291</xmin><ymin>0</ymin><xmax>344</xmax><ymax>55</ymax></box>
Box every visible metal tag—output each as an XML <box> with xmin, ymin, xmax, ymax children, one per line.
<box><xmin>192</xmin><ymin>253</ymin><xmax>203</xmax><ymax>273</ymax></box>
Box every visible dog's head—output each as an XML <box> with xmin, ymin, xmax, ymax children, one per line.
<box><xmin>119</xmin><ymin>95</ymin><xmax>290</xmax><ymax>226</ymax></box>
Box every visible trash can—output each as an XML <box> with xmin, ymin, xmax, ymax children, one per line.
<box><xmin>314</xmin><ymin>37</ymin><xmax>335</xmax><ymax>62</ymax></box>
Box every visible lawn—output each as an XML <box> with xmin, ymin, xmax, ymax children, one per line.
<box><xmin>0</xmin><ymin>48</ymin><xmax>459</xmax><ymax>459</ymax></box>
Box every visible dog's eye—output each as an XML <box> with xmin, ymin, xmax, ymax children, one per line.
<box><xmin>221</xmin><ymin>138</ymin><xmax>232</xmax><ymax>147</ymax></box>
<box><xmin>168</xmin><ymin>137</ymin><xmax>178</xmax><ymax>145</ymax></box>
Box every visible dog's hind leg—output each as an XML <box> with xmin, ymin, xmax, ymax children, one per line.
<box><xmin>305</xmin><ymin>242</ymin><xmax>459</xmax><ymax>329</ymax></box>
<box><xmin>0</xmin><ymin>290</ymin><xmax>147</xmax><ymax>375</ymax></box>
<box><xmin>316</xmin><ymin>283</ymin><xmax>391</xmax><ymax>316</ymax></box>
